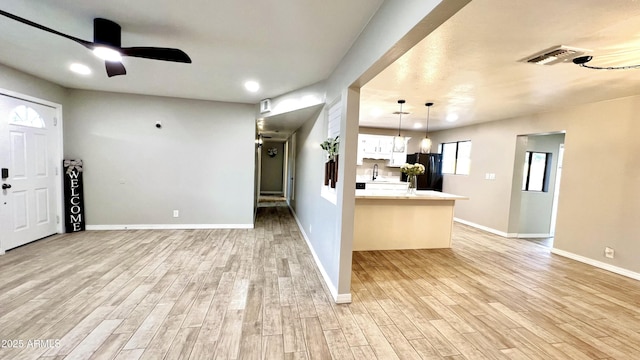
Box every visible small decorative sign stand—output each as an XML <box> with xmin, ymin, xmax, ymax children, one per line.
<box><xmin>63</xmin><ymin>159</ymin><xmax>85</xmax><ymax>232</ymax></box>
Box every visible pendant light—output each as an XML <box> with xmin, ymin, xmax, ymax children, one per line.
<box><xmin>392</xmin><ymin>99</ymin><xmax>407</xmax><ymax>152</ymax></box>
<box><xmin>420</xmin><ymin>102</ymin><xmax>434</xmax><ymax>153</ymax></box>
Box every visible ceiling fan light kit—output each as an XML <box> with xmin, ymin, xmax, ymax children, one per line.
<box><xmin>0</xmin><ymin>9</ymin><xmax>192</xmax><ymax>78</ymax></box>
<box><xmin>93</xmin><ymin>47</ymin><xmax>123</xmax><ymax>62</ymax></box>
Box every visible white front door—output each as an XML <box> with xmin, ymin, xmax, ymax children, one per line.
<box><xmin>0</xmin><ymin>94</ymin><xmax>60</xmax><ymax>252</ymax></box>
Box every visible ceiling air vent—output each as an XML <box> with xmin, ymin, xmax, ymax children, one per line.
<box><xmin>521</xmin><ymin>45</ymin><xmax>591</xmax><ymax>65</ymax></box>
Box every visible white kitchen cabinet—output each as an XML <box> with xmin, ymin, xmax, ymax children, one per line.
<box><xmin>357</xmin><ymin>134</ymin><xmax>408</xmax><ymax>165</ymax></box>
<box><xmin>359</xmin><ymin>134</ymin><xmax>392</xmax><ymax>159</ymax></box>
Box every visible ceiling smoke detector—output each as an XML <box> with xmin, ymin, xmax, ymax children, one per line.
<box><xmin>521</xmin><ymin>45</ymin><xmax>591</xmax><ymax>65</ymax></box>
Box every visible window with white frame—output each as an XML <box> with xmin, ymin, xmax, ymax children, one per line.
<box><xmin>441</xmin><ymin>140</ymin><xmax>471</xmax><ymax>175</ymax></box>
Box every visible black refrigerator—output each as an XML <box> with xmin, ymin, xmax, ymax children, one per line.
<box><xmin>401</xmin><ymin>153</ymin><xmax>443</xmax><ymax>191</ymax></box>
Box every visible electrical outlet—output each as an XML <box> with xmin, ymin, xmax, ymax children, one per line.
<box><xmin>309</xmin><ymin>225</ymin><xmax>313</xmax><ymax>234</ymax></box>
<box><xmin>173</xmin><ymin>210</ymin><xmax>179</xmax><ymax>218</ymax></box>
<box><xmin>604</xmin><ymin>247</ymin><xmax>614</xmax><ymax>259</ymax></box>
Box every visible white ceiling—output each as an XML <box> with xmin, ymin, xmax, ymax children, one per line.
<box><xmin>0</xmin><ymin>0</ymin><xmax>384</xmax><ymax>103</ymax></box>
<box><xmin>2</xmin><ymin>0</ymin><xmax>640</xmax><ymax>137</ymax></box>
<box><xmin>360</xmin><ymin>0</ymin><xmax>640</xmax><ymax>132</ymax></box>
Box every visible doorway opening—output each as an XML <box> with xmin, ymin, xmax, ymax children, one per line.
<box><xmin>510</xmin><ymin>132</ymin><xmax>565</xmax><ymax>248</ymax></box>
<box><xmin>258</xmin><ymin>139</ymin><xmax>287</xmax><ymax>207</ymax></box>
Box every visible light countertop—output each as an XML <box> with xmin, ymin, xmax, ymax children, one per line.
<box><xmin>356</xmin><ymin>177</ymin><xmax>403</xmax><ymax>184</ymax></box>
<box><xmin>365</xmin><ymin>180</ymin><xmax>404</xmax><ymax>185</ymax></box>
<box><xmin>355</xmin><ymin>189</ymin><xmax>468</xmax><ymax>201</ymax></box>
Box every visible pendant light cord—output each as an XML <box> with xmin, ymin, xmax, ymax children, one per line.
<box><xmin>397</xmin><ymin>100</ymin><xmax>405</xmax><ymax>136</ymax></box>
<box><xmin>425</xmin><ymin>102</ymin><xmax>433</xmax><ymax>137</ymax></box>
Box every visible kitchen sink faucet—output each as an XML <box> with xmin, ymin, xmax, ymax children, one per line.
<box><xmin>372</xmin><ymin>163</ymin><xmax>379</xmax><ymax>181</ymax></box>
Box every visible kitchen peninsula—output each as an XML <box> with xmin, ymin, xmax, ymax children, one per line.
<box><xmin>353</xmin><ymin>189</ymin><xmax>467</xmax><ymax>251</ymax></box>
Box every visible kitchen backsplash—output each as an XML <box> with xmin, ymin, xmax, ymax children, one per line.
<box><xmin>357</xmin><ymin>158</ymin><xmax>402</xmax><ymax>181</ymax></box>
<box><xmin>356</xmin><ymin>128</ymin><xmax>433</xmax><ymax>182</ymax></box>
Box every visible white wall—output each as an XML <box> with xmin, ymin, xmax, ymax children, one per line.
<box><xmin>290</xmin><ymin>106</ymin><xmax>342</xmax><ymax>288</ymax></box>
<box><xmin>0</xmin><ymin>64</ymin><xmax>67</xmax><ymax>105</ymax></box>
<box><xmin>431</xmin><ymin>95</ymin><xmax>640</xmax><ymax>275</ymax></box>
<box><xmin>64</xmin><ymin>89</ymin><xmax>255</xmax><ymax>228</ymax></box>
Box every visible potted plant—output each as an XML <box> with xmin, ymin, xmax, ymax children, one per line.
<box><xmin>321</xmin><ymin>136</ymin><xmax>339</xmax><ymax>187</ymax></box>
<box><xmin>320</xmin><ymin>136</ymin><xmax>339</xmax><ymax>161</ymax></box>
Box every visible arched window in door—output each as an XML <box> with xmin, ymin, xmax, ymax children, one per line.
<box><xmin>9</xmin><ymin>105</ymin><xmax>46</xmax><ymax>128</ymax></box>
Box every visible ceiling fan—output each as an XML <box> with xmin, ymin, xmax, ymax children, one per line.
<box><xmin>0</xmin><ymin>9</ymin><xmax>192</xmax><ymax>77</ymax></box>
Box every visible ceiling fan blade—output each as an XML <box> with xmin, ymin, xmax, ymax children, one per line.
<box><xmin>121</xmin><ymin>47</ymin><xmax>192</xmax><ymax>63</ymax></box>
<box><xmin>105</xmin><ymin>61</ymin><xmax>127</xmax><ymax>77</ymax></box>
<box><xmin>0</xmin><ymin>9</ymin><xmax>92</xmax><ymax>49</ymax></box>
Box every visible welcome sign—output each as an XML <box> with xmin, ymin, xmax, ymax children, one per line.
<box><xmin>63</xmin><ymin>159</ymin><xmax>85</xmax><ymax>232</ymax></box>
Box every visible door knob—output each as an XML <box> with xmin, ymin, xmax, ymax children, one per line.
<box><xmin>2</xmin><ymin>184</ymin><xmax>11</xmax><ymax>189</ymax></box>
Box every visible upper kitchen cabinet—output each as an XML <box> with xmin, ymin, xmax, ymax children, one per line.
<box><xmin>359</xmin><ymin>134</ymin><xmax>393</xmax><ymax>158</ymax></box>
<box><xmin>357</xmin><ymin>134</ymin><xmax>408</xmax><ymax>166</ymax></box>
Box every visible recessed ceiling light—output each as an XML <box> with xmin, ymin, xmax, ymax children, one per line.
<box><xmin>244</xmin><ymin>81</ymin><xmax>260</xmax><ymax>92</ymax></box>
<box><xmin>446</xmin><ymin>113</ymin><xmax>459</xmax><ymax>122</ymax></box>
<box><xmin>69</xmin><ymin>63</ymin><xmax>91</xmax><ymax>75</ymax></box>
<box><xmin>92</xmin><ymin>46</ymin><xmax>122</xmax><ymax>62</ymax></box>
<box><xmin>370</xmin><ymin>108</ymin><xmax>383</xmax><ymax>117</ymax></box>
<box><xmin>413</xmin><ymin>123</ymin><xmax>422</xmax><ymax>129</ymax></box>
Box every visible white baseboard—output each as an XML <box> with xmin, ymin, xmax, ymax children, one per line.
<box><xmin>517</xmin><ymin>233</ymin><xmax>551</xmax><ymax>239</ymax></box>
<box><xmin>289</xmin><ymin>206</ymin><xmax>351</xmax><ymax>304</ymax></box>
<box><xmin>454</xmin><ymin>219</ymin><xmax>551</xmax><ymax>239</ymax></box>
<box><xmin>86</xmin><ymin>224</ymin><xmax>254</xmax><ymax>230</ymax></box>
<box><xmin>335</xmin><ymin>293</ymin><xmax>353</xmax><ymax>303</ymax></box>
<box><xmin>454</xmin><ymin>218</ymin><xmax>515</xmax><ymax>238</ymax></box>
<box><xmin>551</xmin><ymin>248</ymin><xmax>640</xmax><ymax>281</ymax></box>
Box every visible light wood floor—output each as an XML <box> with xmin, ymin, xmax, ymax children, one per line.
<box><xmin>1</xmin><ymin>206</ymin><xmax>640</xmax><ymax>359</ymax></box>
